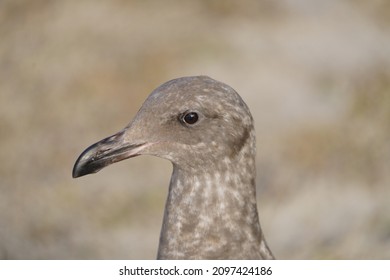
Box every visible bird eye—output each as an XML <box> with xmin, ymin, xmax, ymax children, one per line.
<box><xmin>182</xmin><ymin>112</ymin><xmax>199</xmax><ymax>125</ymax></box>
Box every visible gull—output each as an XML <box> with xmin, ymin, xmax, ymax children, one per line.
<box><xmin>73</xmin><ymin>76</ymin><xmax>274</xmax><ymax>259</ymax></box>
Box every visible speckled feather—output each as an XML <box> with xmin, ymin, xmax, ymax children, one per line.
<box><xmin>73</xmin><ymin>76</ymin><xmax>274</xmax><ymax>260</ymax></box>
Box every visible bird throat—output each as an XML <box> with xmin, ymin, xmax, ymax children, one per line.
<box><xmin>157</xmin><ymin>159</ymin><xmax>267</xmax><ymax>259</ymax></box>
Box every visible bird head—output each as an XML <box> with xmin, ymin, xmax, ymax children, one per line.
<box><xmin>72</xmin><ymin>76</ymin><xmax>254</xmax><ymax>177</ymax></box>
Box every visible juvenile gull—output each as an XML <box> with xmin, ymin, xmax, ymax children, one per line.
<box><xmin>73</xmin><ymin>76</ymin><xmax>274</xmax><ymax>259</ymax></box>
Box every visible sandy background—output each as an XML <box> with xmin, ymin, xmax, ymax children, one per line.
<box><xmin>1</xmin><ymin>0</ymin><xmax>389</xmax><ymax>259</ymax></box>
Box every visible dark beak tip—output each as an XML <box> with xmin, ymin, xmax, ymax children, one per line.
<box><xmin>72</xmin><ymin>131</ymin><xmax>144</xmax><ymax>179</ymax></box>
<box><xmin>72</xmin><ymin>163</ymin><xmax>95</xmax><ymax>178</ymax></box>
<box><xmin>72</xmin><ymin>168</ymin><xmax>81</xmax><ymax>178</ymax></box>
<box><xmin>72</xmin><ymin>151</ymin><xmax>86</xmax><ymax>178</ymax></box>
<box><xmin>72</xmin><ymin>156</ymin><xmax>98</xmax><ymax>179</ymax></box>
<box><xmin>72</xmin><ymin>161</ymin><xmax>84</xmax><ymax>178</ymax></box>
<box><xmin>72</xmin><ymin>150</ymin><xmax>94</xmax><ymax>179</ymax></box>
<box><xmin>72</xmin><ymin>141</ymin><xmax>102</xmax><ymax>179</ymax></box>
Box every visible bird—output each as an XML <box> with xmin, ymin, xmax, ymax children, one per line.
<box><xmin>72</xmin><ymin>75</ymin><xmax>274</xmax><ymax>260</ymax></box>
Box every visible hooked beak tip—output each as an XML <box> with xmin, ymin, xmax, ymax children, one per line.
<box><xmin>72</xmin><ymin>131</ymin><xmax>149</xmax><ymax>178</ymax></box>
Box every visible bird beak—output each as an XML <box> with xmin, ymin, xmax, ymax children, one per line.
<box><xmin>72</xmin><ymin>129</ymin><xmax>147</xmax><ymax>178</ymax></box>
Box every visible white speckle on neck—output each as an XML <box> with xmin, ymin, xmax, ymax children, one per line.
<box><xmin>202</xmin><ymin>173</ymin><xmax>213</xmax><ymax>199</ymax></box>
<box><xmin>223</xmin><ymin>156</ymin><xmax>232</xmax><ymax>166</ymax></box>
<box><xmin>182</xmin><ymin>177</ymin><xmax>200</xmax><ymax>206</ymax></box>
<box><xmin>214</xmin><ymin>172</ymin><xmax>221</xmax><ymax>184</ymax></box>
<box><xmin>198</xmin><ymin>214</ymin><xmax>212</xmax><ymax>229</ymax></box>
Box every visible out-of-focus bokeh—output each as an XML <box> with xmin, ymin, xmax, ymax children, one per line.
<box><xmin>1</xmin><ymin>0</ymin><xmax>389</xmax><ymax>259</ymax></box>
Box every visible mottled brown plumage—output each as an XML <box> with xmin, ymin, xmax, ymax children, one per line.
<box><xmin>73</xmin><ymin>76</ymin><xmax>274</xmax><ymax>259</ymax></box>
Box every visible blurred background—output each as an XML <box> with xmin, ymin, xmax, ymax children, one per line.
<box><xmin>1</xmin><ymin>0</ymin><xmax>389</xmax><ymax>259</ymax></box>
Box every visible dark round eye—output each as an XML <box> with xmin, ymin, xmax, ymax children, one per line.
<box><xmin>182</xmin><ymin>112</ymin><xmax>199</xmax><ymax>125</ymax></box>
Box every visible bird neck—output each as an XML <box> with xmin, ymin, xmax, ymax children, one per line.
<box><xmin>157</xmin><ymin>156</ymin><xmax>272</xmax><ymax>259</ymax></box>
